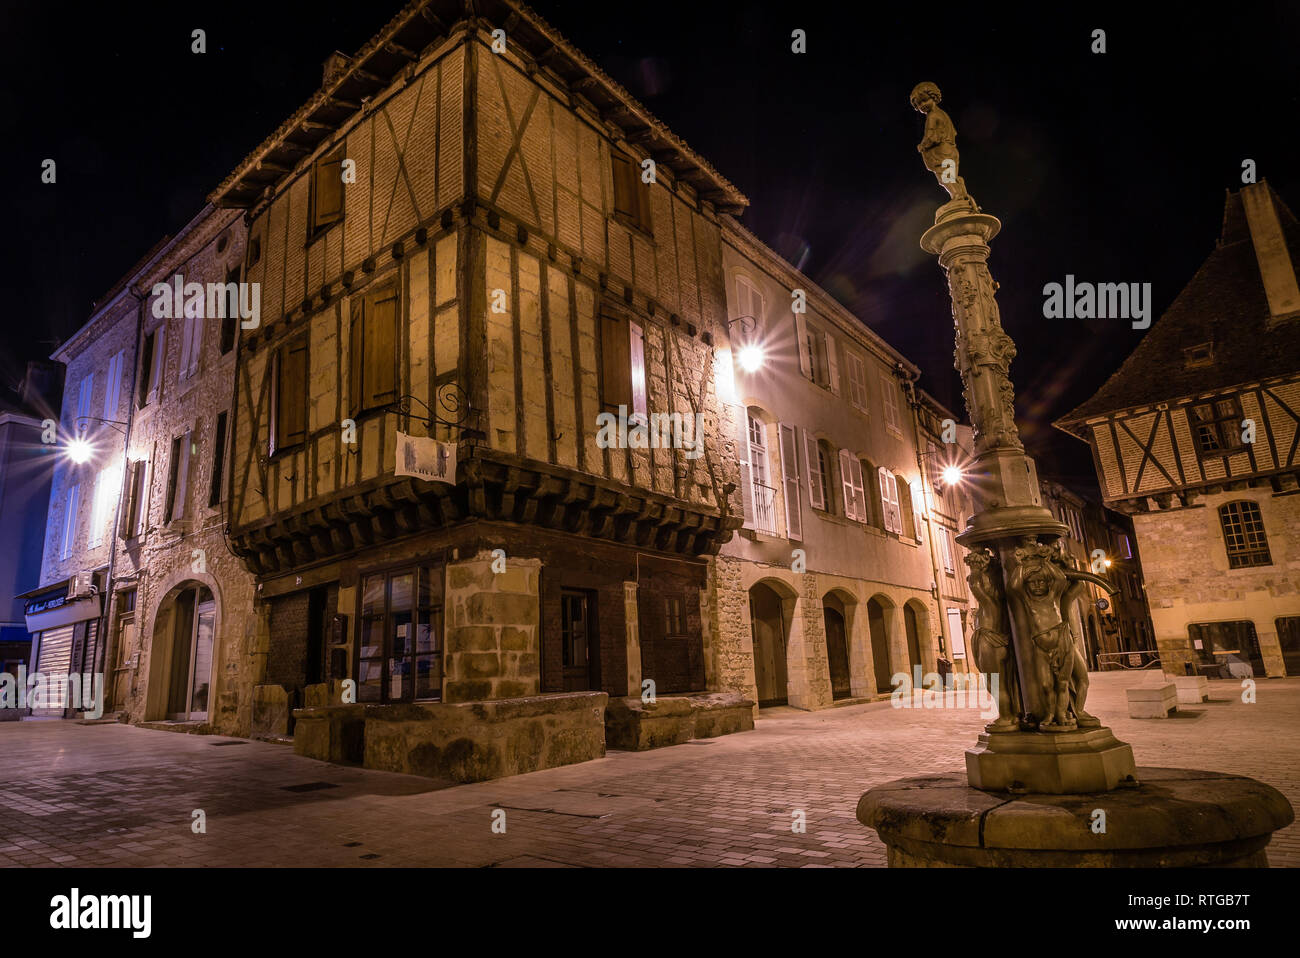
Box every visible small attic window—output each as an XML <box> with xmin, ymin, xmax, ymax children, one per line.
<box><xmin>1183</xmin><ymin>342</ymin><xmax>1214</xmax><ymax>368</ymax></box>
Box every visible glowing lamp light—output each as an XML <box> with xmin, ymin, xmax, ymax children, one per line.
<box><xmin>941</xmin><ymin>465</ymin><xmax>964</xmax><ymax>486</ymax></box>
<box><xmin>1103</xmin><ymin>558</ymin><xmax>1113</xmax><ymax>568</ymax></box>
<box><xmin>737</xmin><ymin>344</ymin><xmax>765</xmax><ymax>373</ymax></box>
<box><xmin>66</xmin><ymin>437</ymin><xmax>93</xmax><ymax>464</ymax></box>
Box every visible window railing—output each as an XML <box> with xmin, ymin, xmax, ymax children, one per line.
<box><xmin>748</xmin><ymin>479</ymin><xmax>779</xmax><ymax>536</ymax></box>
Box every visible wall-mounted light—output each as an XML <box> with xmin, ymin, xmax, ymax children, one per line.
<box><xmin>726</xmin><ymin>314</ymin><xmax>765</xmax><ymax>373</ymax></box>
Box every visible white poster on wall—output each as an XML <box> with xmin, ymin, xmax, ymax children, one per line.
<box><xmin>395</xmin><ymin>431</ymin><xmax>456</xmax><ymax>483</ymax></box>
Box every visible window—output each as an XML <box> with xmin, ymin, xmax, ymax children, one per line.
<box><xmin>178</xmin><ymin>281</ymin><xmax>203</xmax><ymax>381</ymax></box>
<box><xmin>1119</xmin><ymin>533</ymin><xmax>1133</xmax><ymax>559</ymax></box>
<box><xmin>1190</xmin><ymin>397</ymin><xmax>1245</xmax><ymax>458</ymax></box>
<box><xmin>1183</xmin><ymin>342</ymin><xmax>1214</xmax><ymax>368</ymax></box>
<box><xmin>357</xmin><ymin>566</ymin><xmax>444</xmax><ymax>703</ymax></box>
<box><xmin>561</xmin><ymin>590</ymin><xmax>593</xmax><ymax>674</ymax></box>
<box><xmin>137</xmin><ymin>327</ymin><xmax>165</xmax><ymax>407</ymax></box>
<box><xmin>1218</xmin><ymin>500</ymin><xmax>1271</xmax><ymax>568</ymax></box>
<box><xmin>838</xmin><ymin>449</ymin><xmax>867</xmax><ymax>522</ymax></box>
<box><xmin>273</xmin><ymin>335</ymin><xmax>309</xmax><ymax>453</ymax></box>
<box><xmin>898</xmin><ymin>477</ymin><xmax>916</xmax><ymax>539</ymax></box>
<box><xmin>880</xmin><ymin>373</ymin><xmax>901</xmax><ymax>433</ymax></box>
<box><xmin>860</xmin><ymin>457</ymin><xmax>882</xmax><ymax>529</ymax></box>
<box><xmin>76</xmin><ymin>374</ymin><xmax>93</xmax><ymax>426</ymax></box>
<box><xmin>802</xmin><ymin>433</ymin><xmax>833</xmax><ymax>513</ymax></box>
<box><xmin>61</xmin><ymin>483</ymin><xmax>80</xmax><ymax>559</ymax></box>
<box><xmin>348</xmin><ymin>287</ymin><xmax>398</xmax><ymax>419</ymax></box>
<box><xmin>664</xmin><ymin>595</ymin><xmax>687</xmax><ymax>636</ymax></box>
<box><xmin>611</xmin><ymin>150</ymin><xmax>653</xmax><ymax>234</ymax></box>
<box><xmin>120</xmin><ymin>459</ymin><xmax>149</xmax><ymax>540</ymax></box>
<box><xmin>309</xmin><ymin>146</ymin><xmax>345</xmax><ymax>236</ymax></box>
<box><xmin>165</xmin><ymin>432</ymin><xmax>192</xmax><ymax>523</ymax></box>
<box><xmin>802</xmin><ymin>326</ymin><xmax>830</xmax><ymax>388</ymax></box>
<box><xmin>777</xmin><ymin>423</ymin><xmax>802</xmax><ymax>541</ymax></box>
<box><xmin>735</xmin><ymin>276</ymin><xmax>765</xmax><ymax>329</ymax></box>
<box><xmin>599</xmin><ymin>308</ymin><xmax>645</xmax><ymax>418</ymax></box>
<box><xmin>910</xmin><ymin>478</ymin><xmax>926</xmax><ymax>540</ymax></box>
<box><xmin>209</xmin><ymin>412</ymin><xmax>229</xmax><ymax>508</ymax></box>
<box><xmin>877</xmin><ymin>467</ymin><xmax>903</xmax><ymax>534</ymax></box>
<box><xmin>846</xmin><ymin>352</ymin><xmax>869</xmax><ymax>411</ymax></box>
<box><xmin>88</xmin><ymin>469</ymin><xmax>112</xmax><ymax>548</ymax></box>
<box><xmin>939</xmin><ymin>526</ymin><xmax>956</xmax><ymax>573</ymax></box>
<box><xmin>220</xmin><ymin>266</ymin><xmax>240</xmax><ymax>355</ymax></box>
<box><xmin>104</xmin><ymin>351</ymin><xmax>124</xmax><ymax>421</ymax></box>
<box><xmin>737</xmin><ymin>410</ymin><xmax>776</xmax><ymax>535</ymax></box>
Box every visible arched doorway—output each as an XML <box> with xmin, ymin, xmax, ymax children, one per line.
<box><xmin>867</xmin><ymin>597</ymin><xmax>892</xmax><ymax>693</ymax></box>
<box><xmin>749</xmin><ymin>582</ymin><xmax>789</xmax><ymax>707</ymax></box>
<box><xmin>822</xmin><ymin>594</ymin><xmax>851</xmax><ymax>700</ymax></box>
<box><xmin>904</xmin><ymin>602</ymin><xmax>924</xmax><ymax>673</ymax></box>
<box><xmin>149</xmin><ymin>582</ymin><xmax>216</xmax><ymax>722</ymax></box>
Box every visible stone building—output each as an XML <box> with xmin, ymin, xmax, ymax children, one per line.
<box><xmin>24</xmin><ymin>260</ymin><xmax>144</xmax><ymax>716</ymax></box>
<box><xmin>1057</xmin><ymin>181</ymin><xmax>1300</xmax><ymax>679</ymax></box>
<box><xmin>1038</xmin><ymin>478</ymin><xmax>1155</xmax><ymax>669</ymax></box>
<box><xmin>0</xmin><ymin>363</ymin><xmax>63</xmax><ymax>677</ymax></box>
<box><xmin>105</xmin><ymin>206</ymin><xmax>256</xmax><ymax>734</ymax></box>
<box><xmin>710</xmin><ymin>216</ymin><xmax>977</xmax><ymax>710</ymax></box>
<box><xmin>210</xmin><ymin>0</ymin><xmax>753</xmax><ymax>773</ymax></box>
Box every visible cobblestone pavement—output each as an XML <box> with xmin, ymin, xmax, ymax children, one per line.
<box><xmin>0</xmin><ymin>671</ymin><xmax>1295</xmax><ymax>868</ymax></box>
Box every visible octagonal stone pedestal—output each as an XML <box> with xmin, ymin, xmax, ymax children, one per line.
<box><xmin>858</xmin><ymin>769</ymin><xmax>1294</xmax><ymax>867</ymax></box>
<box><xmin>966</xmin><ymin>727</ymin><xmax>1137</xmax><ymax>793</ymax></box>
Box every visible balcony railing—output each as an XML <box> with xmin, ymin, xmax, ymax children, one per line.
<box><xmin>746</xmin><ymin>479</ymin><xmax>779</xmax><ymax>536</ymax></box>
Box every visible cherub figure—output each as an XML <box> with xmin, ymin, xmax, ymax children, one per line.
<box><xmin>965</xmin><ymin>549</ymin><xmax>1018</xmax><ymax>730</ymax></box>
<box><xmin>910</xmin><ymin>81</ymin><xmax>969</xmax><ymax>201</ymax></box>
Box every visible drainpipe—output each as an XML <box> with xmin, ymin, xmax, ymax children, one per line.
<box><xmin>900</xmin><ymin>368</ymin><xmax>948</xmax><ymax>672</ymax></box>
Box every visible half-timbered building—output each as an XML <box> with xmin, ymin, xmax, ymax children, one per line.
<box><xmin>211</xmin><ymin>0</ymin><xmax>752</xmax><ymax>769</ymax></box>
<box><xmin>1057</xmin><ymin>181</ymin><xmax>1300</xmax><ymax>679</ymax></box>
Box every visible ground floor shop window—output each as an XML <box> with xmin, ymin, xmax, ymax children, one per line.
<box><xmin>1188</xmin><ymin>620</ymin><xmax>1264</xmax><ymax>678</ymax></box>
<box><xmin>357</xmin><ymin>565</ymin><xmax>444</xmax><ymax>703</ymax></box>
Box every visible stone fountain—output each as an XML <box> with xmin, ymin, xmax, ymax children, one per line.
<box><xmin>854</xmin><ymin>83</ymin><xmax>1294</xmax><ymax>867</ymax></box>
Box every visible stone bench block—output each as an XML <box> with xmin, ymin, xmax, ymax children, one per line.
<box><xmin>689</xmin><ymin>692</ymin><xmax>756</xmax><ymax>739</ymax></box>
<box><xmin>1174</xmin><ymin>675</ymin><xmax>1209</xmax><ymax>704</ymax></box>
<box><xmin>251</xmin><ymin>684</ymin><xmax>291</xmax><ymax>738</ymax></box>
<box><xmin>1126</xmin><ymin>683</ymin><xmax>1178</xmax><ymax>718</ymax></box>
<box><xmin>292</xmin><ymin>704</ymin><xmax>367</xmax><ymax>764</ymax></box>
<box><xmin>362</xmin><ymin>691</ymin><xmax>607</xmax><ymax>782</ymax></box>
<box><xmin>606</xmin><ymin>692</ymin><xmax>756</xmax><ymax>750</ymax></box>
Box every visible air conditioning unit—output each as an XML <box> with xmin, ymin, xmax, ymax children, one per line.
<box><xmin>71</xmin><ymin>570</ymin><xmax>96</xmax><ymax>598</ymax></box>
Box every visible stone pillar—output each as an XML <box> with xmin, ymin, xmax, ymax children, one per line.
<box><xmin>443</xmin><ymin>552</ymin><xmax>541</xmax><ymax>702</ymax></box>
<box><xmin>623</xmin><ymin>581</ymin><xmax>641</xmax><ymax>697</ymax></box>
<box><xmin>847</xmin><ymin>603</ymin><xmax>873</xmax><ymax>698</ymax></box>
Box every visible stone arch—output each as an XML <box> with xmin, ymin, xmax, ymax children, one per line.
<box><xmin>903</xmin><ymin>599</ymin><xmax>930</xmax><ymax>674</ymax></box>
<box><xmin>748</xmin><ymin>577</ymin><xmax>797</xmax><ymax>707</ymax></box>
<box><xmin>143</xmin><ymin>574</ymin><xmax>224</xmax><ymax>723</ymax></box>
<box><xmin>866</xmin><ymin>593</ymin><xmax>896</xmax><ymax>694</ymax></box>
<box><xmin>821</xmin><ymin>589</ymin><xmax>855</xmax><ymax>700</ymax></box>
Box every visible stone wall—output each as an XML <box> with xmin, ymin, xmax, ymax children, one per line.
<box><xmin>444</xmin><ymin>552</ymin><xmax>542</xmax><ymax>702</ymax></box>
<box><xmin>1134</xmin><ymin>488</ymin><xmax>1300</xmax><ymax>678</ymax></box>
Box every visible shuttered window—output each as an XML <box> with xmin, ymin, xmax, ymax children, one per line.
<box><xmin>120</xmin><ymin>459</ymin><xmax>148</xmax><ymax>540</ymax></box>
<box><xmin>209</xmin><ymin>411</ymin><xmax>228</xmax><ymax>508</ymax></box>
<box><xmin>735</xmin><ymin>407</ymin><xmax>754</xmax><ymax>529</ymax></box>
<box><xmin>349</xmin><ymin>287</ymin><xmax>398</xmax><ymax>418</ymax></box>
<box><xmin>600</xmin><ymin>310</ymin><xmax>633</xmax><ymax>413</ymax></box>
<box><xmin>898</xmin><ymin>479</ymin><xmax>916</xmax><ymax>539</ymax></box>
<box><xmin>138</xmin><ymin>327</ymin><xmax>165</xmax><ymax>407</ymax></box>
<box><xmin>629</xmin><ymin>321</ymin><xmax>647</xmax><ymax>420</ymax></box>
<box><xmin>76</xmin><ymin>374</ymin><xmax>93</xmax><ymax>425</ymax></box>
<box><xmin>878</xmin><ymin>467</ymin><xmax>902</xmax><ymax>534</ymax></box>
<box><xmin>846</xmin><ymin>352</ymin><xmax>868</xmax><ymax>410</ymax></box>
<box><xmin>777</xmin><ymin>423</ymin><xmax>801</xmax><ymax>541</ymax></box>
<box><xmin>838</xmin><ymin>450</ymin><xmax>866</xmax><ymax>522</ymax></box>
<box><xmin>611</xmin><ymin>151</ymin><xmax>652</xmax><ymax>234</ymax></box>
<box><xmin>104</xmin><ymin>351</ymin><xmax>124</xmax><ymax>420</ymax></box>
<box><xmin>804</xmin><ymin>430</ymin><xmax>825</xmax><ymax>511</ymax></box>
<box><xmin>311</xmin><ymin>146</ymin><xmax>345</xmax><ymax>235</ymax></box>
<box><xmin>735</xmin><ymin>276</ymin><xmax>765</xmax><ymax>329</ymax></box>
<box><xmin>61</xmin><ymin>483</ymin><xmax>80</xmax><ymax>559</ymax></box>
<box><xmin>881</xmin><ymin>373</ymin><xmax>901</xmax><ymax>432</ymax></box>
<box><xmin>166</xmin><ymin>432</ymin><xmax>192</xmax><ymax>523</ymax></box>
<box><xmin>275</xmin><ymin>336</ymin><xmax>309</xmax><ymax>452</ymax></box>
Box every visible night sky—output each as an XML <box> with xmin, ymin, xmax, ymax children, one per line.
<box><xmin>4</xmin><ymin>0</ymin><xmax>1297</xmax><ymax>498</ymax></box>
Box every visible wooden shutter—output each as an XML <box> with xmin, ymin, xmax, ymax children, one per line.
<box><xmin>600</xmin><ymin>310</ymin><xmax>632</xmax><ymax>412</ymax></box>
<box><xmin>825</xmin><ymin>335</ymin><xmax>840</xmax><ymax>395</ymax></box>
<box><xmin>735</xmin><ymin>408</ymin><xmax>753</xmax><ymax>528</ymax></box>
<box><xmin>612</xmin><ymin>152</ymin><xmax>637</xmax><ymax>219</ymax></box>
<box><xmin>366</xmin><ymin>289</ymin><xmax>398</xmax><ymax>409</ymax></box>
<box><xmin>118</xmin><ymin>461</ymin><xmax>138</xmax><ymax>540</ymax></box>
<box><xmin>849</xmin><ymin>457</ymin><xmax>866</xmax><ymax>522</ymax></box>
<box><xmin>61</xmin><ymin>484</ymin><xmax>79</xmax><ymax>558</ymax></box>
<box><xmin>629</xmin><ymin>321</ymin><xmax>647</xmax><ymax>419</ymax></box>
<box><xmin>805</xmin><ymin>430</ymin><xmax>825</xmax><ymax>510</ymax></box>
<box><xmin>879</xmin><ymin>467</ymin><xmax>901</xmax><ymax>533</ymax></box>
<box><xmin>898</xmin><ymin>479</ymin><xmax>915</xmax><ymax>539</ymax></box>
<box><xmin>209</xmin><ymin>411</ymin><xmax>228</xmax><ymax>508</ymax></box>
<box><xmin>77</xmin><ymin>375</ymin><xmax>93</xmax><ymax>423</ymax></box>
<box><xmin>314</xmin><ymin>148</ymin><xmax>344</xmax><ymax>229</ymax></box>
<box><xmin>277</xmin><ymin>338</ymin><xmax>308</xmax><ymax>448</ymax></box>
<box><xmin>838</xmin><ymin>448</ymin><xmax>858</xmax><ymax>520</ymax></box>
<box><xmin>778</xmin><ymin>423</ymin><xmax>801</xmax><ymax>541</ymax></box>
<box><xmin>137</xmin><ymin>332</ymin><xmax>154</xmax><ymax>408</ymax></box>
<box><xmin>349</xmin><ymin>302</ymin><xmax>363</xmax><ymax>419</ymax></box>
<box><xmin>795</xmin><ymin>312</ymin><xmax>811</xmax><ymax>379</ymax></box>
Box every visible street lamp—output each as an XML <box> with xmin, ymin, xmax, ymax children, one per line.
<box><xmin>66</xmin><ymin>437</ymin><xmax>94</xmax><ymax>463</ymax></box>
<box><xmin>941</xmin><ymin>464</ymin><xmax>964</xmax><ymax>487</ymax></box>
<box><xmin>726</xmin><ymin>314</ymin><xmax>765</xmax><ymax>373</ymax></box>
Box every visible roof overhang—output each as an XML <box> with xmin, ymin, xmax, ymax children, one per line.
<box><xmin>209</xmin><ymin>0</ymin><xmax>748</xmax><ymax>215</ymax></box>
